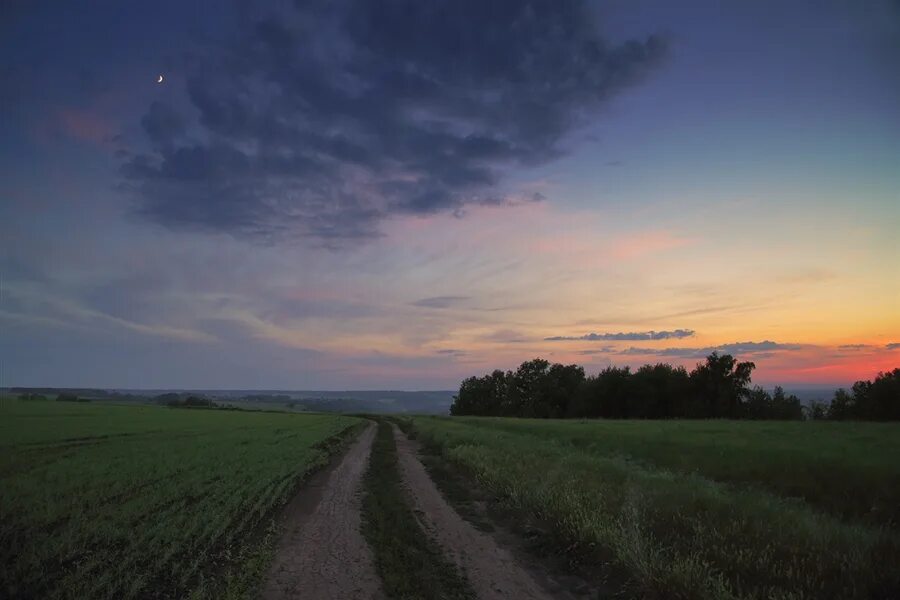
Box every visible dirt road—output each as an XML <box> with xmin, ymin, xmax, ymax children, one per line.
<box><xmin>391</xmin><ymin>424</ymin><xmax>555</xmax><ymax>600</ymax></box>
<box><xmin>261</xmin><ymin>423</ymin><xmax>381</xmax><ymax>600</ymax></box>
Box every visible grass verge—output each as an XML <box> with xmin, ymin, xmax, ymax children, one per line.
<box><xmin>417</xmin><ymin>436</ymin><xmax>631</xmax><ymax>597</ymax></box>
<box><xmin>360</xmin><ymin>420</ymin><xmax>475</xmax><ymax>600</ymax></box>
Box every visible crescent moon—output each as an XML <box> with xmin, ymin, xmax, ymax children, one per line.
<box><xmin>157</xmin><ymin>75</ymin><xmax>164</xmax><ymax>84</ymax></box>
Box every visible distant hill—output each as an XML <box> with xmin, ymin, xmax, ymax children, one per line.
<box><xmin>3</xmin><ymin>386</ymin><xmax>844</xmax><ymax>414</ymax></box>
<box><xmin>231</xmin><ymin>390</ymin><xmax>456</xmax><ymax>414</ymax></box>
<box><xmin>768</xmin><ymin>386</ymin><xmax>845</xmax><ymax>405</ymax></box>
<box><xmin>3</xmin><ymin>388</ymin><xmax>456</xmax><ymax>415</ymax></box>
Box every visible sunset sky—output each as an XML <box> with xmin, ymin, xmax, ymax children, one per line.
<box><xmin>2</xmin><ymin>0</ymin><xmax>898</xmax><ymax>389</ymax></box>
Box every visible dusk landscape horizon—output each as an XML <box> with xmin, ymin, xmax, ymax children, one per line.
<box><xmin>2</xmin><ymin>1</ymin><xmax>898</xmax><ymax>598</ymax></box>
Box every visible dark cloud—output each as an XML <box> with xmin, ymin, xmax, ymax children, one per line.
<box><xmin>887</xmin><ymin>342</ymin><xmax>900</xmax><ymax>350</ymax></box>
<box><xmin>838</xmin><ymin>344</ymin><xmax>873</xmax><ymax>350</ymax></box>
<box><xmin>122</xmin><ymin>0</ymin><xmax>666</xmax><ymax>243</ymax></box>
<box><xmin>615</xmin><ymin>346</ymin><xmax>706</xmax><ymax>358</ymax></box>
<box><xmin>141</xmin><ymin>101</ymin><xmax>186</xmax><ymax>148</ymax></box>
<box><xmin>577</xmin><ymin>347</ymin><xmax>616</xmax><ymax>355</ymax></box>
<box><xmin>716</xmin><ymin>341</ymin><xmax>803</xmax><ymax>354</ymax></box>
<box><xmin>435</xmin><ymin>348</ymin><xmax>467</xmax><ymax>357</ymax></box>
<box><xmin>411</xmin><ymin>295</ymin><xmax>470</xmax><ymax>309</ymax></box>
<box><xmin>546</xmin><ymin>329</ymin><xmax>695</xmax><ymax>341</ymax></box>
<box><xmin>616</xmin><ymin>340</ymin><xmax>803</xmax><ymax>359</ymax></box>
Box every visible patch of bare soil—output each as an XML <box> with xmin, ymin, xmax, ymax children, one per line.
<box><xmin>391</xmin><ymin>424</ymin><xmax>563</xmax><ymax>600</ymax></box>
<box><xmin>261</xmin><ymin>423</ymin><xmax>382</xmax><ymax>600</ymax></box>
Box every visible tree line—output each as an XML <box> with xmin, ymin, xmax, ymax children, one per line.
<box><xmin>153</xmin><ymin>393</ymin><xmax>219</xmax><ymax>408</ymax></box>
<box><xmin>450</xmin><ymin>354</ymin><xmax>899</xmax><ymax>421</ymax></box>
<box><xmin>17</xmin><ymin>393</ymin><xmax>91</xmax><ymax>403</ymax></box>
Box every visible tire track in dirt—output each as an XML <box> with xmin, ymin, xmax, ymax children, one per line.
<box><xmin>391</xmin><ymin>424</ymin><xmax>556</xmax><ymax>600</ymax></box>
<box><xmin>261</xmin><ymin>423</ymin><xmax>382</xmax><ymax>600</ymax></box>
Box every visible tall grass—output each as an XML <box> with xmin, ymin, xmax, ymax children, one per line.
<box><xmin>412</xmin><ymin>417</ymin><xmax>900</xmax><ymax>599</ymax></box>
<box><xmin>445</xmin><ymin>417</ymin><xmax>900</xmax><ymax>527</ymax></box>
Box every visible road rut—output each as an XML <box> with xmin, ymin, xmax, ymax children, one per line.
<box><xmin>261</xmin><ymin>423</ymin><xmax>381</xmax><ymax>600</ymax></box>
<box><xmin>391</xmin><ymin>424</ymin><xmax>554</xmax><ymax>600</ymax></box>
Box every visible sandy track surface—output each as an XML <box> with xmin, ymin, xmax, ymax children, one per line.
<box><xmin>391</xmin><ymin>425</ymin><xmax>555</xmax><ymax>600</ymax></box>
<box><xmin>261</xmin><ymin>423</ymin><xmax>382</xmax><ymax>600</ymax></box>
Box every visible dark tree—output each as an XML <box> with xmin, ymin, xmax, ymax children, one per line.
<box><xmin>630</xmin><ymin>363</ymin><xmax>692</xmax><ymax>418</ymax></box>
<box><xmin>825</xmin><ymin>369</ymin><xmax>900</xmax><ymax>421</ymax></box>
<box><xmin>450</xmin><ymin>370</ymin><xmax>512</xmax><ymax>416</ymax></box>
<box><xmin>451</xmin><ymin>375</ymin><xmax>491</xmax><ymax>416</ymax></box>
<box><xmin>806</xmin><ymin>400</ymin><xmax>829</xmax><ymax>420</ymax></box>
<box><xmin>828</xmin><ymin>388</ymin><xmax>854</xmax><ymax>420</ymax></box>
<box><xmin>743</xmin><ymin>386</ymin><xmax>773</xmax><ymax>420</ymax></box>
<box><xmin>450</xmin><ymin>360</ymin><xmax>584</xmax><ymax>418</ymax></box>
<box><xmin>511</xmin><ymin>359</ymin><xmax>551</xmax><ymax>417</ymax></box>
<box><xmin>769</xmin><ymin>386</ymin><xmax>803</xmax><ymax>420</ymax></box>
<box><xmin>582</xmin><ymin>366</ymin><xmax>632</xmax><ymax>418</ymax></box>
<box><xmin>852</xmin><ymin>368</ymin><xmax>900</xmax><ymax>420</ymax></box>
<box><xmin>56</xmin><ymin>393</ymin><xmax>87</xmax><ymax>403</ymax></box>
<box><xmin>535</xmin><ymin>362</ymin><xmax>585</xmax><ymax>418</ymax></box>
<box><xmin>688</xmin><ymin>353</ymin><xmax>755</xmax><ymax>418</ymax></box>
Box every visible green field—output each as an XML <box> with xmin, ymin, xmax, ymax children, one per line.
<box><xmin>0</xmin><ymin>399</ymin><xmax>361</xmax><ymax>600</ymax></box>
<box><xmin>5</xmin><ymin>398</ymin><xmax>899</xmax><ymax>600</ymax></box>
<box><xmin>409</xmin><ymin>416</ymin><xmax>900</xmax><ymax>600</ymax></box>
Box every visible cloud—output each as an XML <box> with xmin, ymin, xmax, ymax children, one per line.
<box><xmin>122</xmin><ymin>0</ymin><xmax>667</xmax><ymax>243</ymax></box>
<box><xmin>617</xmin><ymin>340</ymin><xmax>804</xmax><ymax>359</ymax></box>
<box><xmin>435</xmin><ymin>348</ymin><xmax>467</xmax><ymax>358</ymax></box>
<box><xmin>412</xmin><ymin>296</ymin><xmax>470</xmax><ymax>309</ymax></box>
<box><xmin>716</xmin><ymin>341</ymin><xmax>803</xmax><ymax>354</ymax></box>
<box><xmin>887</xmin><ymin>343</ymin><xmax>900</xmax><ymax>350</ymax></box>
<box><xmin>546</xmin><ymin>329</ymin><xmax>695</xmax><ymax>341</ymax></box>
<box><xmin>618</xmin><ymin>346</ymin><xmax>707</xmax><ymax>358</ymax></box>
<box><xmin>141</xmin><ymin>102</ymin><xmax>186</xmax><ymax>148</ymax></box>
<box><xmin>479</xmin><ymin>329</ymin><xmax>530</xmax><ymax>343</ymax></box>
<box><xmin>2</xmin><ymin>284</ymin><xmax>215</xmax><ymax>343</ymax></box>
<box><xmin>838</xmin><ymin>344</ymin><xmax>873</xmax><ymax>350</ymax></box>
<box><xmin>577</xmin><ymin>347</ymin><xmax>617</xmax><ymax>355</ymax></box>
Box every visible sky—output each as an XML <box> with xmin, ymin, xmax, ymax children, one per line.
<box><xmin>1</xmin><ymin>0</ymin><xmax>898</xmax><ymax>390</ymax></box>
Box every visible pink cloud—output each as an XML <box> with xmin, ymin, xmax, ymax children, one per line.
<box><xmin>56</xmin><ymin>108</ymin><xmax>116</xmax><ymax>146</ymax></box>
<box><xmin>526</xmin><ymin>227</ymin><xmax>694</xmax><ymax>270</ymax></box>
<box><xmin>609</xmin><ymin>230</ymin><xmax>695</xmax><ymax>260</ymax></box>
<box><xmin>384</xmin><ymin>203</ymin><xmax>697</xmax><ymax>276</ymax></box>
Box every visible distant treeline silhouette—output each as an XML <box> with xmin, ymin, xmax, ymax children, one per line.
<box><xmin>154</xmin><ymin>393</ymin><xmax>218</xmax><ymax>408</ymax></box>
<box><xmin>56</xmin><ymin>393</ymin><xmax>90</xmax><ymax>403</ymax></box>
<box><xmin>450</xmin><ymin>354</ymin><xmax>899</xmax><ymax>421</ymax></box>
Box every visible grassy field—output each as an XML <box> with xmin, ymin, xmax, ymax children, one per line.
<box><xmin>409</xmin><ymin>416</ymin><xmax>900</xmax><ymax>600</ymax></box>
<box><xmin>0</xmin><ymin>398</ymin><xmax>361</xmax><ymax>600</ymax></box>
